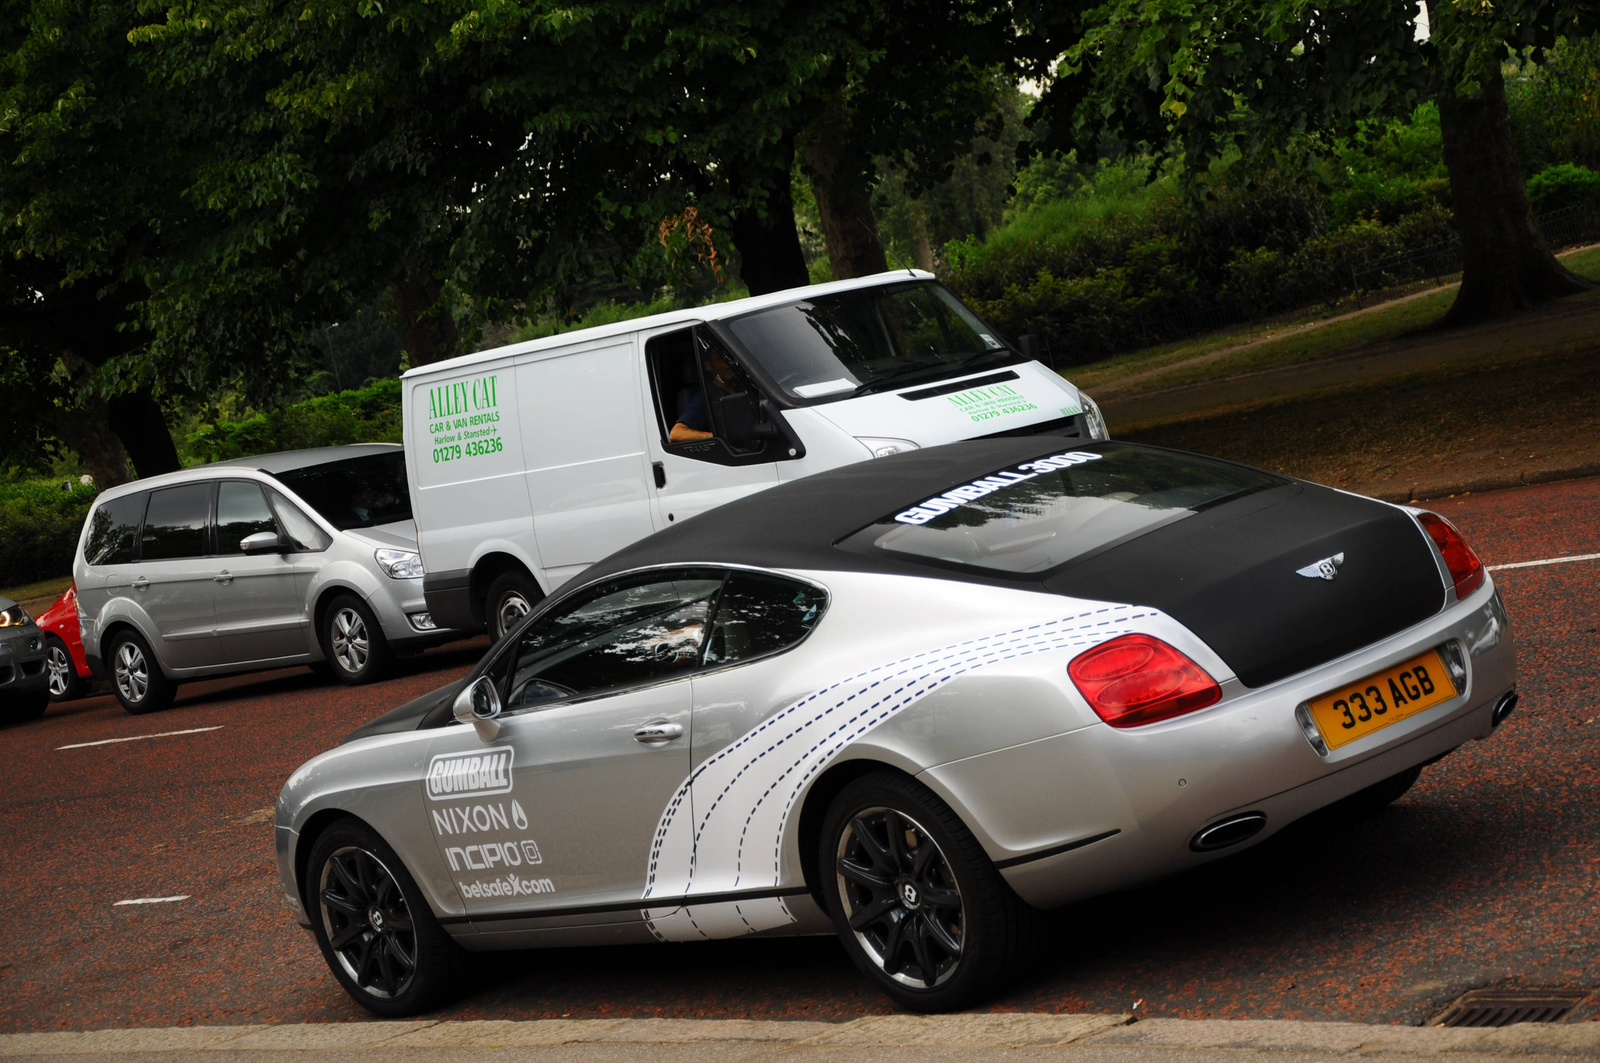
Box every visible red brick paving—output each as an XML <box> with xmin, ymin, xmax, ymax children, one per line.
<box><xmin>0</xmin><ymin>478</ymin><xmax>1595</xmax><ymax>1031</ymax></box>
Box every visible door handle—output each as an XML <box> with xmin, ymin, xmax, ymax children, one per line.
<box><xmin>634</xmin><ymin>721</ymin><xmax>684</xmax><ymax>744</ymax></box>
<box><xmin>652</xmin><ymin>461</ymin><xmax>667</xmax><ymax>489</ymax></box>
<box><xmin>131</xmin><ymin>577</ymin><xmax>149</xmax><ymax>590</ymax></box>
<box><xmin>213</xmin><ymin>571</ymin><xmax>233</xmax><ymax>584</ymax></box>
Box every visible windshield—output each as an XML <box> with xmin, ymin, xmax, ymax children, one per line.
<box><xmin>723</xmin><ymin>281</ymin><xmax>1019</xmax><ymax>404</ymax></box>
<box><xmin>270</xmin><ymin>451</ymin><xmax>412</xmax><ymax>531</ymax></box>
<box><xmin>849</xmin><ymin>444</ymin><xmax>1287</xmax><ymax>575</ymax></box>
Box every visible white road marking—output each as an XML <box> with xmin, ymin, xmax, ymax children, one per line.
<box><xmin>1488</xmin><ymin>552</ymin><xmax>1600</xmax><ymax>572</ymax></box>
<box><xmin>56</xmin><ymin>726</ymin><xmax>223</xmax><ymax>751</ymax></box>
<box><xmin>113</xmin><ymin>896</ymin><xmax>189</xmax><ymax>906</ymax></box>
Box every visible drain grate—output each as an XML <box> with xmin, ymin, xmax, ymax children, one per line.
<box><xmin>1432</xmin><ymin>988</ymin><xmax>1590</xmax><ymax>1028</ymax></box>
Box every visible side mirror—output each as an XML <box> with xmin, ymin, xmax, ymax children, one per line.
<box><xmin>240</xmin><ymin>530</ymin><xmax>285</xmax><ymax>554</ymax></box>
<box><xmin>717</xmin><ymin>392</ymin><xmax>777</xmax><ymax>450</ymax></box>
<box><xmin>452</xmin><ymin>676</ymin><xmax>503</xmax><ymax>741</ymax></box>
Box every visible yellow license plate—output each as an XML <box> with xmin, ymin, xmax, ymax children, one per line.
<box><xmin>1307</xmin><ymin>649</ymin><xmax>1456</xmax><ymax>750</ymax></box>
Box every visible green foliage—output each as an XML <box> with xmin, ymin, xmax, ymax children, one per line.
<box><xmin>1508</xmin><ymin>36</ymin><xmax>1600</xmax><ymax>175</ymax></box>
<box><xmin>0</xmin><ymin>481</ymin><xmax>97</xmax><ymax>587</ymax></box>
<box><xmin>1008</xmin><ymin>151</ymin><xmax>1090</xmax><ymax>217</ymax></box>
<box><xmin>1330</xmin><ymin>104</ymin><xmax>1451</xmax><ymax>225</ymax></box>
<box><xmin>1526</xmin><ymin>163</ymin><xmax>1600</xmax><ymax>214</ymax></box>
<box><xmin>184</xmin><ymin>380</ymin><xmax>403</xmax><ymax>465</ymax></box>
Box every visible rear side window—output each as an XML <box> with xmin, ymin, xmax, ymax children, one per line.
<box><xmin>849</xmin><ymin>443</ymin><xmax>1286</xmax><ymax>576</ymax></box>
<box><xmin>83</xmin><ymin>492</ymin><xmax>148</xmax><ymax>566</ymax></box>
<box><xmin>216</xmin><ymin>482</ymin><xmax>279</xmax><ymax>554</ymax></box>
<box><xmin>704</xmin><ymin>573</ymin><xmax>826</xmax><ymax>665</ymax></box>
<box><xmin>141</xmin><ymin>484</ymin><xmax>213</xmax><ymax>561</ymax></box>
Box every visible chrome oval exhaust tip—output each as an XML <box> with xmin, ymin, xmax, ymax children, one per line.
<box><xmin>1492</xmin><ymin>691</ymin><xmax>1519</xmax><ymax>727</ymax></box>
<box><xmin>1190</xmin><ymin>811</ymin><xmax>1268</xmax><ymax>853</ymax></box>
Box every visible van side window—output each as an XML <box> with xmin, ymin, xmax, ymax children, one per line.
<box><xmin>216</xmin><ymin>482</ymin><xmax>280</xmax><ymax>554</ymax></box>
<box><xmin>141</xmin><ymin>484</ymin><xmax>214</xmax><ymax>561</ymax></box>
<box><xmin>645</xmin><ymin>328</ymin><xmax>776</xmax><ymax>465</ymax></box>
<box><xmin>703</xmin><ymin>573</ymin><xmax>827</xmax><ymax>666</ymax></box>
<box><xmin>84</xmin><ymin>492</ymin><xmax>149</xmax><ymax>566</ymax></box>
<box><xmin>266</xmin><ymin>489</ymin><xmax>332</xmax><ymax>552</ymax></box>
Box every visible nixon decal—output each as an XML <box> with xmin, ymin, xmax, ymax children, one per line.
<box><xmin>430</xmin><ymin>798</ymin><xmax>530</xmax><ymax>836</ymax></box>
<box><xmin>893</xmin><ymin>451</ymin><xmax>1103</xmax><ymax>525</ymax></box>
<box><xmin>426</xmin><ymin>748</ymin><xmax>514</xmax><ymax>800</ymax></box>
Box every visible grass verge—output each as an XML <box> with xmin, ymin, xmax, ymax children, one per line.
<box><xmin>2</xmin><ymin>575</ymin><xmax>72</xmax><ymax>608</ymax></box>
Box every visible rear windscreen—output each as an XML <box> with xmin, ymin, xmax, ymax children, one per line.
<box><xmin>849</xmin><ymin>444</ymin><xmax>1286</xmax><ymax>575</ymax></box>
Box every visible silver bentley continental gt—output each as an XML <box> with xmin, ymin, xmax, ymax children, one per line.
<box><xmin>275</xmin><ymin>438</ymin><xmax>1516</xmax><ymax>1014</ymax></box>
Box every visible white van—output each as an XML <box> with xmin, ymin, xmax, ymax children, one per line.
<box><xmin>403</xmin><ymin>271</ymin><xmax>1108</xmax><ymax>637</ymax></box>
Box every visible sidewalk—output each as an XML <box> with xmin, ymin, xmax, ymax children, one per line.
<box><xmin>7</xmin><ymin>1014</ymin><xmax>1600</xmax><ymax>1061</ymax></box>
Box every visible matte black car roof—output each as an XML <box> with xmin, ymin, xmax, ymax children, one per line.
<box><xmin>580</xmin><ymin>436</ymin><xmax>1102</xmax><ymax>587</ymax></box>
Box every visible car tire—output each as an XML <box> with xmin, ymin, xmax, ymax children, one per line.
<box><xmin>485</xmin><ymin>570</ymin><xmax>541</xmax><ymax>642</ymax></box>
<box><xmin>320</xmin><ymin>595</ymin><xmax>394</xmax><ymax>685</ymax></box>
<box><xmin>9</xmin><ymin>687</ymin><xmax>49</xmax><ymax>721</ymax></box>
<box><xmin>107</xmin><ymin>628</ymin><xmax>176</xmax><ymax>715</ymax></box>
<box><xmin>1338</xmin><ymin>765</ymin><xmax>1423</xmax><ymax>818</ymax></box>
<box><xmin>819</xmin><ymin>770</ymin><xmax>1049</xmax><ymax>1012</ymax></box>
<box><xmin>305</xmin><ymin>817</ymin><xmax>462</xmax><ymax>1017</ymax></box>
<box><xmin>45</xmin><ymin>635</ymin><xmax>88</xmax><ymax>703</ymax></box>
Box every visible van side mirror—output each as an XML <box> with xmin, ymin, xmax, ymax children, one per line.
<box><xmin>718</xmin><ymin>392</ymin><xmax>776</xmax><ymax>450</ymax></box>
<box><xmin>240</xmin><ymin>530</ymin><xmax>285</xmax><ymax>554</ymax></box>
<box><xmin>452</xmin><ymin>675</ymin><xmax>503</xmax><ymax>741</ymax></box>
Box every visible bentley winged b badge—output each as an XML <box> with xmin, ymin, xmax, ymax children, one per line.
<box><xmin>1296</xmin><ymin>552</ymin><xmax>1345</xmax><ymax>580</ymax></box>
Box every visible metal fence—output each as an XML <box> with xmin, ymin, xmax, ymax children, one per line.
<box><xmin>1030</xmin><ymin>205</ymin><xmax>1599</xmax><ymax>370</ymax></box>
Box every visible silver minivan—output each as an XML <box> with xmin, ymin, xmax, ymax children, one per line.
<box><xmin>73</xmin><ymin>444</ymin><xmax>459</xmax><ymax>714</ymax></box>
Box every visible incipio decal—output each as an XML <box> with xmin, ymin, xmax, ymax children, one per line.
<box><xmin>892</xmin><ymin>450</ymin><xmax>1104</xmax><ymax>525</ymax></box>
<box><xmin>425</xmin><ymin>748</ymin><xmax>515</xmax><ymax>801</ymax></box>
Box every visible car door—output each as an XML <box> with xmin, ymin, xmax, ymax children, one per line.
<box><xmin>641</xmin><ymin>325</ymin><xmax>780</xmax><ymax>529</ymax></box>
<box><xmin>421</xmin><ymin>569</ymin><xmax>723</xmax><ymax>923</ymax></box>
<box><xmin>134</xmin><ymin>482</ymin><xmax>224</xmax><ymax>670</ymax></box>
<box><xmin>212</xmin><ymin>480</ymin><xmax>310</xmax><ymax>663</ymax></box>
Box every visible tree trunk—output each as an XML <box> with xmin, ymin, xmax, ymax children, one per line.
<box><xmin>728</xmin><ymin>156</ymin><xmax>812</xmax><ymax>296</ymax></box>
<box><xmin>106</xmin><ymin>390</ymin><xmax>181</xmax><ymax>478</ymax></box>
<box><xmin>46</xmin><ymin>401</ymin><xmax>132</xmax><ymax>489</ymax></box>
<box><xmin>391</xmin><ymin>270</ymin><xmax>460</xmax><ymax>367</ymax></box>
<box><xmin>1437</xmin><ymin>65</ymin><xmax>1591</xmax><ymax>326</ymax></box>
<box><xmin>804</xmin><ymin>120</ymin><xmax>888</xmax><ymax>279</ymax></box>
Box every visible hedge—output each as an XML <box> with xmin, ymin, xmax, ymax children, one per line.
<box><xmin>0</xmin><ymin>481</ymin><xmax>97</xmax><ymax>590</ymax></box>
<box><xmin>184</xmin><ymin>378</ymin><xmax>402</xmax><ymax>464</ymax></box>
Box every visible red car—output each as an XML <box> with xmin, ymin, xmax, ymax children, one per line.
<box><xmin>37</xmin><ymin>585</ymin><xmax>91</xmax><ymax>702</ymax></box>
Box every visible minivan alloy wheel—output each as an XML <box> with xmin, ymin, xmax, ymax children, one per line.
<box><xmin>330</xmin><ymin>607</ymin><xmax>370</xmax><ymax>673</ymax></box>
<box><xmin>318</xmin><ymin>845</ymin><xmax>417</xmax><ymax>1000</ymax></box>
<box><xmin>836</xmin><ymin>806</ymin><xmax>966</xmax><ymax>989</ymax></box>
<box><xmin>47</xmin><ymin>644</ymin><xmax>72</xmax><ymax>697</ymax></box>
<box><xmin>114</xmin><ymin>641</ymin><xmax>148</xmax><ymax>703</ymax></box>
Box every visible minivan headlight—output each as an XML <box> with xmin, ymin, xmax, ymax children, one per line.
<box><xmin>0</xmin><ymin>604</ymin><xmax>32</xmax><ymax>627</ymax></box>
<box><xmin>857</xmin><ymin>437</ymin><xmax>920</xmax><ymax>458</ymax></box>
<box><xmin>375</xmin><ymin>548</ymin><xmax>426</xmax><ymax>580</ymax></box>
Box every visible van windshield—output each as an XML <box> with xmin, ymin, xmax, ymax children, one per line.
<box><xmin>270</xmin><ymin>452</ymin><xmax>412</xmax><ymax>531</ymax></box>
<box><xmin>722</xmin><ymin>281</ymin><xmax>1021</xmax><ymax>404</ymax></box>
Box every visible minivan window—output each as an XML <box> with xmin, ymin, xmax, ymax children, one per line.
<box><xmin>217</xmin><ymin>481</ymin><xmax>279</xmax><ymax>554</ymax></box>
<box><xmin>724</xmin><ymin>282</ymin><xmax>1018</xmax><ymax>404</ymax></box>
<box><xmin>84</xmin><ymin>492</ymin><xmax>148</xmax><ymax>566</ymax></box>
<box><xmin>271</xmin><ymin>452</ymin><xmax>411</xmax><ymax>530</ymax></box>
<box><xmin>266</xmin><ymin>489</ymin><xmax>333</xmax><ymax>552</ymax></box>
<box><xmin>141</xmin><ymin>484</ymin><xmax>213</xmax><ymax>561</ymax></box>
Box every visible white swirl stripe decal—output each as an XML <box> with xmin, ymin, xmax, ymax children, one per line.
<box><xmin>642</xmin><ymin>603</ymin><xmax>1156</xmax><ymax>941</ymax></box>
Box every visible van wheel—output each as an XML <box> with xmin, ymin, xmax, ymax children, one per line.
<box><xmin>320</xmin><ymin>595</ymin><xmax>394</xmax><ymax>685</ymax></box>
<box><xmin>46</xmin><ymin>635</ymin><xmax>88</xmax><ymax>702</ymax></box>
<box><xmin>108</xmin><ymin>629</ymin><xmax>176</xmax><ymax>714</ymax></box>
<box><xmin>485</xmin><ymin>571</ymin><xmax>541</xmax><ymax>641</ymax></box>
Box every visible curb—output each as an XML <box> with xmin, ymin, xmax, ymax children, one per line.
<box><xmin>6</xmin><ymin>1014</ymin><xmax>1600</xmax><ymax>1057</ymax></box>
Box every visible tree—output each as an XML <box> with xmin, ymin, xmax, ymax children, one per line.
<box><xmin>1028</xmin><ymin>0</ymin><xmax>1600</xmax><ymax>324</ymax></box>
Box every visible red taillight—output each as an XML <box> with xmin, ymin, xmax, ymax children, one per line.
<box><xmin>1068</xmin><ymin>634</ymin><xmax>1221</xmax><ymax>728</ymax></box>
<box><xmin>1417</xmin><ymin>512</ymin><xmax>1485</xmax><ymax>599</ymax></box>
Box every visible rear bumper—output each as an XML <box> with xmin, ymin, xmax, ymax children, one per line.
<box><xmin>919</xmin><ymin>582</ymin><xmax>1516</xmax><ymax>909</ymax></box>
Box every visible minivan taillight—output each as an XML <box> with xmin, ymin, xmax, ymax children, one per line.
<box><xmin>1417</xmin><ymin>512</ymin><xmax>1485</xmax><ymax>599</ymax></box>
<box><xmin>1069</xmin><ymin>634</ymin><xmax>1222</xmax><ymax>728</ymax></box>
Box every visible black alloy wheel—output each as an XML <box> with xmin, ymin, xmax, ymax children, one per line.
<box><xmin>485</xmin><ymin>570</ymin><xmax>541</xmax><ymax>642</ymax></box>
<box><xmin>46</xmin><ymin>635</ymin><xmax>88</xmax><ymax>702</ymax></box>
<box><xmin>820</xmin><ymin>771</ymin><xmax>1050</xmax><ymax>1011</ymax></box>
<box><xmin>835</xmin><ymin>805</ymin><xmax>966</xmax><ymax>990</ymax></box>
<box><xmin>307</xmin><ymin>819</ymin><xmax>459</xmax><ymax>1016</ymax></box>
<box><xmin>107</xmin><ymin>628</ymin><xmax>175</xmax><ymax>714</ymax></box>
